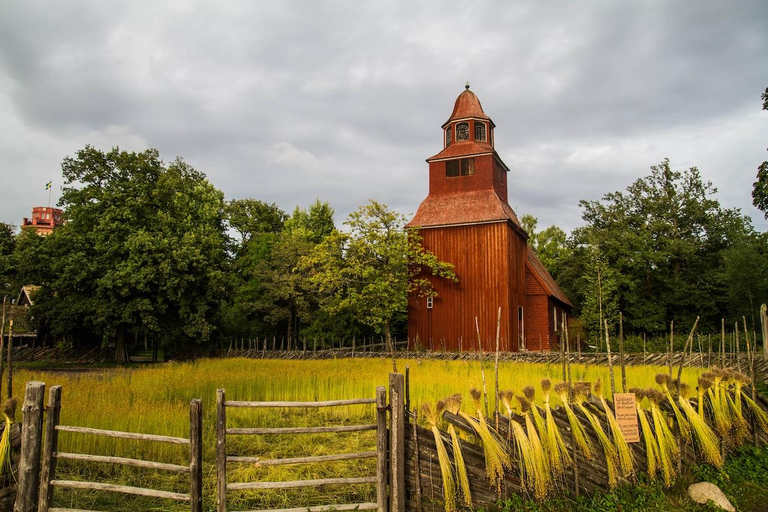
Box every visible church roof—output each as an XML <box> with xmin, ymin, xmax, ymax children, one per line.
<box><xmin>442</xmin><ymin>87</ymin><xmax>494</xmax><ymax>128</ymax></box>
<box><xmin>406</xmin><ymin>189</ymin><xmax>523</xmax><ymax>231</ymax></box>
<box><xmin>426</xmin><ymin>140</ymin><xmax>494</xmax><ymax>162</ymax></box>
<box><xmin>525</xmin><ymin>247</ymin><xmax>573</xmax><ymax>308</ymax></box>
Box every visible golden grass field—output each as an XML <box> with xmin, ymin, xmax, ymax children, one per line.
<box><xmin>12</xmin><ymin>357</ymin><xmax>705</xmax><ymax>510</ymax></box>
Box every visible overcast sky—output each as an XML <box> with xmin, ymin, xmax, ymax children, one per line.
<box><xmin>1</xmin><ymin>1</ymin><xmax>767</xmax><ymax>235</ymax></box>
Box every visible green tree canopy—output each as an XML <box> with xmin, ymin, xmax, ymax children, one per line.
<box><xmin>29</xmin><ymin>146</ymin><xmax>229</xmax><ymax>360</ymax></box>
<box><xmin>753</xmin><ymin>87</ymin><xmax>768</xmax><ymax>219</ymax></box>
<box><xmin>300</xmin><ymin>200</ymin><xmax>456</xmax><ymax>349</ymax></box>
<box><xmin>570</xmin><ymin>159</ymin><xmax>751</xmax><ymax>336</ymax></box>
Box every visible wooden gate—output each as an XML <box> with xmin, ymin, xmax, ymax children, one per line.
<box><xmin>215</xmin><ymin>386</ymin><xmax>388</xmax><ymax>512</ymax></box>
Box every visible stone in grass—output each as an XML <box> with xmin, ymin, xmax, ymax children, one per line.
<box><xmin>687</xmin><ymin>482</ymin><xmax>735</xmax><ymax>511</ymax></box>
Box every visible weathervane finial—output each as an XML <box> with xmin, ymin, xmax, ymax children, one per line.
<box><xmin>465</xmin><ymin>81</ymin><xmax>470</xmax><ymax>90</ymax></box>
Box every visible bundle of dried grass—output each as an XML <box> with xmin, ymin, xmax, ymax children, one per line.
<box><xmin>422</xmin><ymin>401</ymin><xmax>457</xmax><ymax>512</ymax></box>
<box><xmin>632</xmin><ymin>389</ymin><xmax>660</xmax><ymax>480</ymax></box>
<box><xmin>460</xmin><ymin>388</ymin><xmax>509</xmax><ymax>489</ymax></box>
<box><xmin>594</xmin><ymin>379</ymin><xmax>634</xmax><ymax>478</ymax></box>
<box><xmin>655</xmin><ymin>373</ymin><xmax>691</xmax><ymax>444</ymax></box>
<box><xmin>540</xmin><ymin>379</ymin><xmax>572</xmax><ymax>476</ymax></box>
<box><xmin>554</xmin><ymin>382</ymin><xmax>594</xmax><ymax>460</ymax></box>
<box><xmin>572</xmin><ymin>382</ymin><xmax>619</xmax><ymax>488</ymax></box>
<box><xmin>646</xmin><ymin>389</ymin><xmax>678</xmax><ymax>487</ymax></box>
<box><xmin>677</xmin><ymin>383</ymin><xmax>722</xmax><ymax>468</ymax></box>
<box><xmin>444</xmin><ymin>394</ymin><xmax>472</xmax><ymax>508</ymax></box>
<box><xmin>517</xmin><ymin>395</ymin><xmax>551</xmax><ymax>499</ymax></box>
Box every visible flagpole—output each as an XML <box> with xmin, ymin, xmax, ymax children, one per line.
<box><xmin>47</xmin><ymin>181</ymin><xmax>52</xmax><ymax>209</ymax></box>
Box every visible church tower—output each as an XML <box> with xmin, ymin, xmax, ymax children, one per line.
<box><xmin>407</xmin><ymin>86</ymin><xmax>571</xmax><ymax>352</ymax></box>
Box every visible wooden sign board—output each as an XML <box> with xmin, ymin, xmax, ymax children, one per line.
<box><xmin>613</xmin><ymin>393</ymin><xmax>640</xmax><ymax>443</ymax></box>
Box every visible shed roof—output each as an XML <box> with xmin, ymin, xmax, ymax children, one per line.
<box><xmin>17</xmin><ymin>285</ymin><xmax>40</xmax><ymax>306</ymax></box>
<box><xmin>525</xmin><ymin>247</ymin><xmax>573</xmax><ymax>308</ymax></box>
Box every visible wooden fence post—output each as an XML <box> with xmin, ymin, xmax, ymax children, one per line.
<box><xmin>37</xmin><ymin>385</ymin><xmax>62</xmax><ymax>511</ymax></box>
<box><xmin>216</xmin><ymin>389</ymin><xmax>226</xmax><ymax>512</ymax></box>
<box><xmin>190</xmin><ymin>398</ymin><xmax>203</xmax><ymax>512</ymax></box>
<box><xmin>376</xmin><ymin>386</ymin><xmax>388</xmax><ymax>512</ymax></box>
<box><xmin>14</xmin><ymin>381</ymin><xmax>45</xmax><ymax>512</ymax></box>
<box><xmin>389</xmin><ymin>373</ymin><xmax>405</xmax><ymax>512</ymax></box>
<box><xmin>761</xmin><ymin>304</ymin><xmax>767</xmax><ymax>360</ymax></box>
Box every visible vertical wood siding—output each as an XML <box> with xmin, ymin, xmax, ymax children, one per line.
<box><xmin>408</xmin><ymin>221</ymin><xmax>527</xmax><ymax>351</ymax></box>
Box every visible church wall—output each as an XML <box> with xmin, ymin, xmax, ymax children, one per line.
<box><xmin>408</xmin><ymin>221</ymin><xmax>525</xmax><ymax>352</ymax></box>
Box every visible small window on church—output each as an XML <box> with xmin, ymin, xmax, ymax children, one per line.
<box><xmin>446</xmin><ymin>158</ymin><xmax>475</xmax><ymax>177</ymax></box>
<box><xmin>554</xmin><ymin>307</ymin><xmax>558</xmax><ymax>331</ymax></box>
<box><xmin>427</xmin><ymin>297</ymin><xmax>433</xmax><ymax>309</ymax></box>
<box><xmin>456</xmin><ymin>122</ymin><xmax>469</xmax><ymax>141</ymax></box>
<box><xmin>460</xmin><ymin>158</ymin><xmax>475</xmax><ymax>176</ymax></box>
<box><xmin>475</xmin><ymin>122</ymin><xmax>486</xmax><ymax>141</ymax></box>
<box><xmin>445</xmin><ymin>127</ymin><xmax>452</xmax><ymax>147</ymax></box>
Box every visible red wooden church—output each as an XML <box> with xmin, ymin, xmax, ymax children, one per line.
<box><xmin>407</xmin><ymin>86</ymin><xmax>572</xmax><ymax>352</ymax></box>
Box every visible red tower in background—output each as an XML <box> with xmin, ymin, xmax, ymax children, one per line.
<box><xmin>407</xmin><ymin>86</ymin><xmax>572</xmax><ymax>352</ymax></box>
<box><xmin>21</xmin><ymin>206</ymin><xmax>63</xmax><ymax>236</ymax></box>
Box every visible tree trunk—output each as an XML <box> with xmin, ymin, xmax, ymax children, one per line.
<box><xmin>115</xmin><ymin>326</ymin><xmax>127</xmax><ymax>364</ymax></box>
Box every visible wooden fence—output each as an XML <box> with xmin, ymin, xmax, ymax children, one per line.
<box><xmin>10</xmin><ymin>375</ymin><xmax>409</xmax><ymax>512</ymax></box>
<box><xmin>215</xmin><ymin>387</ymin><xmax>388</xmax><ymax>512</ymax></box>
<box><xmin>15</xmin><ymin>381</ymin><xmax>203</xmax><ymax>512</ymax></box>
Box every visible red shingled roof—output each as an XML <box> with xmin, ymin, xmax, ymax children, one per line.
<box><xmin>406</xmin><ymin>189</ymin><xmax>523</xmax><ymax>230</ymax></box>
<box><xmin>427</xmin><ymin>140</ymin><xmax>493</xmax><ymax>162</ymax></box>
<box><xmin>526</xmin><ymin>247</ymin><xmax>573</xmax><ymax>308</ymax></box>
<box><xmin>443</xmin><ymin>88</ymin><xmax>493</xmax><ymax>127</ymax></box>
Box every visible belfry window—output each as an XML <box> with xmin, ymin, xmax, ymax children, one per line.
<box><xmin>446</xmin><ymin>158</ymin><xmax>475</xmax><ymax>177</ymax></box>
<box><xmin>456</xmin><ymin>122</ymin><xmax>469</xmax><ymax>141</ymax></box>
<box><xmin>475</xmin><ymin>122</ymin><xmax>486</xmax><ymax>141</ymax></box>
<box><xmin>445</xmin><ymin>127</ymin><xmax>452</xmax><ymax>147</ymax></box>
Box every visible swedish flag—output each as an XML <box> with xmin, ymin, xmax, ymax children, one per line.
<box><xmin>45</xmin><ymin>181</ymin><xmax>52</xmax><ymax>190</ymax></box>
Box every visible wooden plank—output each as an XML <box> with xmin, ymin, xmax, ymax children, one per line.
<box><xmin>228</xmin><ymin>477</ymin><xmax>376</xmax><ymax>491</ymax></box>
<box><xmin>375</xmin><ymin>386</ymin><xmax>387</xmax><ymax>512</ymax></box>
<box><xmin>55</xmin><ymin>425</ymin><xmax>189</xmax><ymax>445</ymax></box>
<box><xmin>226</xmin><ymin>398</ymin><xmax>376</xmax><ymax>408</ymax></box>
<box><xmin>190</xmin><ymin>398</ymin><xmax>203</xmax><ymax>512</ymax></box>
<box><xmin>38</xmin><ymin>385</ymin><xmax>62</xmax><ymax>512</ymax></box>
<box><xmin>227</xmin><ymin>424</ymin><xmax>376</xmax><ymax>435</ymax></box>
<box><xmin>241</xmin><ymin>503</ymin><xmax>378</xmax><ymax>512</ymax></box>
<box><xmin>389</xmin><ymin>373</ymin><xmax>405</xmax><ymax>512</ymax></box>
<box><xmin>228</xmin><ymin>451</ymin><xmax>376</xmax><ymax>466</ymax></box>
<box><xmin>216</xmin><ymin>389</ymin><xmax>227</xmax><ymax>512</ymax></box>
<box><xmin>49</xmin><ymin>508</ymin><xmax>99</xmax><ymax>512</ymax></box>
<box><xmin>14</xmin><ymin>381</ymin><xmax>45</xmax><ymax>512</ymax></box>
<box><xmin>49</xmin><ymin>480</ymin><xmax>190</xmax><ymax>501</ymax></box>
<box><xmin>54</xmin><ymin>452</ymin><xmax>190</xmax><ymax>473</ymax></box>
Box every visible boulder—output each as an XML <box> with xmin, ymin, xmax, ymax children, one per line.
<box><xmin>687</xmin><ymin>482</ymin><xmax>735</xmax><ymax>511</ymax></box>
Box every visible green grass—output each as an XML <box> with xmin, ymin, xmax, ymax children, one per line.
<box><xmin>11</xmin><ymin>357</ymin><xmax>706</xmax><ymax>511</ymax></box>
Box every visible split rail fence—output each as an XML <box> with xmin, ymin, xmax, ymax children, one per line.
<box><xmin>215</xmin><ymin>387</ymin><xmax>388</xmax><ymax>512</ymax></box>
<box><xmin>11</xmin><ymin>375</ymin><xmax>408</xmax><ymax>512</ymax></box>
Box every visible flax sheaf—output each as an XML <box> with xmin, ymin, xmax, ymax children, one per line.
<box><xmin>676</xmin><ymin>382</ymin><xmax>722</xmax><ymax>468</ymax></box>
<box><xmin>572</xmin><ymin>382</ymin><xmax>620</xmax><ymax>489</ymax></box>
<box><xmin>500</xmin><ymin>390</ymin><xmax>540</xmax><ymax>498</ymax></box>
<box><xmin>422</xmin><ymin>401</ymin><xmax>457</xmax><ymax>512</ymax></box>
<box><xmin>459</xmin><ymin>388</ymin><xmax>509</xmax><ymax>490</ymax></box>
<box><xmin>444</xmin><ymin>394</ymin><xmax>472</xmax><ymax>508</ymax></box>
<box><xmin>540</xmin><ymin>379</ymin><xmax>572</xmax><ymax>478</ymax></box>
<box><xmin>554</xmin><ymin>382</ymin><xmax>594</xmax><ymax>460</ymax></box>
<box><xmin>646</xmin><ymin>389</ymin><xmax>678</xmax><ymax>487</ymax></box>
<box><xmin>593</xmin><ymin>380</ymin><xmax>634</xmax><ymax>478</ymax></box>
<box><xmin>516</xmin><ymin>394</ymin><xmax>551</xmax><ymax>499</ymax></box>
<box><xmin>631</xmin><ymin>389</ymin><xmax>660</xmax><ymax>481</ymax></box>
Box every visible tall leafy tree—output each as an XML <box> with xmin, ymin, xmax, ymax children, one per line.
<box><xmin>30</xmin><ymin>146</ymin><xmax>228</xmax><ymax>360</ymax></box>
<box><xmin>225</xmin><ymin>199</ymin><xmax>287</xmax><ymax>254</ymax></box>
<box><xmin>573</xmin><ymin>159</ymin><xmax>750</xmax><ymax>335</ymax></box>
<box><xmin>753</xmin><ymin>87</ymin><xmax>768</xmax><ymax>219</ymax></box>
<box><xmin>301</xmin><ymin>200</ymin><xmax>456</xmax><ymax>350</ymax></box>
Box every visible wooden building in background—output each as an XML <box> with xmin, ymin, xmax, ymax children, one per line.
<box><xmin>407</xmin><ymin>86</ymin><xmax>572</xmax><ymax>352</ymax></box>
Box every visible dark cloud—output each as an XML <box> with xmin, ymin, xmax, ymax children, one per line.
<box><xmin>1</xmin><ymin>0</ymin><xmax>766</xmax><ymax>234</ymax></box>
